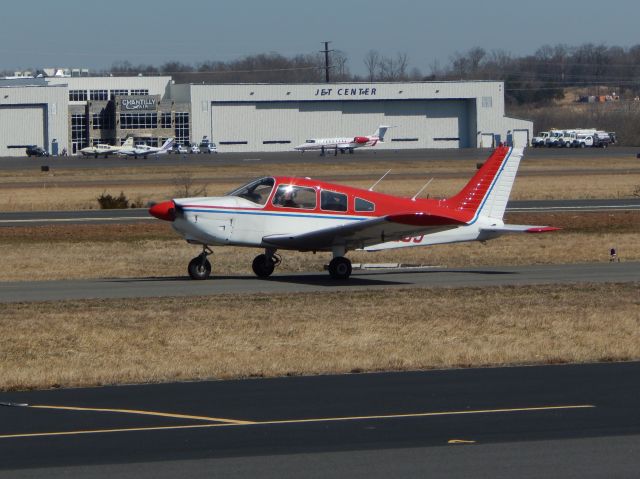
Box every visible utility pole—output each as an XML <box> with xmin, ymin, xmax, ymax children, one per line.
<box><xmin>320</xmin><ymin>41</ymin><xmax>333</xmax><ymax>83</ymax></box>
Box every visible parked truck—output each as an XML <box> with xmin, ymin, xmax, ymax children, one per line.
<box><xmin>572</xmin><ymin>131</ymin><xmax>615</xmax><ymax>148</ymax></box>
<box><xmin>531</xmin><ymin>131</ymin><xmax>550</xmax><ymax>147</ymax></box>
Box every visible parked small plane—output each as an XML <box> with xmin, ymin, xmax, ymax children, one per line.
<box><xmin>149</xmin><ymin>146</ymin><xmax>558</xmax><ymax>280</ymax></box>
<box><xmin>294</xmin><ymin>125</ymin><xmax>390</xmax><ymax>156</ymax></box>
<box><xmin>119</xmin><ymin>138</ymin><xmax>174</xmax><ymax>159</ymax></box>
<box><xmin>79</xmin><ymin>137</ymin><xmax>134</xmax><ymax>158</ymax></box>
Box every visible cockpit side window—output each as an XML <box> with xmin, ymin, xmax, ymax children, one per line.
<box><xmin>355</xmin><ymin>197</ymin><xmax>375</xmax><ymax>212</ymax></box>
<box><xmin>226</xmin><ymin>177</ymin><xmax>275</xmax><ymax>205</ymax></box>
<box><xmin>272</xmin><ymin>185</ymin><xmax>317</xmax><ymax>209</ymax></box>
<box><xmin>320</xmin><ymin>190</ymin><xmax>348</xmax><ymax>212</ymax></box>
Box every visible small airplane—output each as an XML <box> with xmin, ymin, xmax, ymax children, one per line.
<box><xmin>149</xmin><ymin>146</ymin><xmax>558</xmax><ymax>280</ymax></box>
<box><xmin>294</xmin><ymin>125</ymin><xmax>390</xmax><ymax>156</ymax></box>
<box><xmin>119</xmin><ymin>138</ymin><xmax>174</xmax><ymax>159</ymax></box>
<box><xmin>79</xmin><ymin>137</ymin><xmax>134</xmax><ymax>158</ymax></box>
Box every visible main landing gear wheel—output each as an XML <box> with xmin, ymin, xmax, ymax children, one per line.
<box><xmin>328</xmin><ymin>257</ymin><xmax>352</xmax><ymax>280</ymax></box>
<box><xmin>188</xmin><ymin>253</ymin><xmax>212</xmax><ymax>280</ymax></box>
<box><xmin>252</xmin><ymin>253</ymin><xmax>281</xmax><ymax>278</ymax></box>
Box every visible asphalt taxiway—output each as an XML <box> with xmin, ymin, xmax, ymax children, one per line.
<box><xmin>1</xmin><ymin>145</ymin><xmax>639</xmax><ymax>170</ymax></box>
<box><xmin>0</xmin><ymin>262</ymin><xmax>637</xmax><ymax>303</ymax></box>
<box><xmin>1</xmin><ymin>198</ymin><xmax>639</xmax><ymax>227</ymax></box>
<box><xmin>1</xmin><ymin>362</ymin><xmax>639</xmax><ymax>477</ymax></box>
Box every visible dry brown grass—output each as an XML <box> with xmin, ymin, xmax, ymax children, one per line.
<box><xmin>0</xmin><ymin>212</ymin><xmax>638</xmax><ymax>281</ymax></box>
<box><xmin>2</xmin><ymin>156</ymin><xmax>639</xmax><ymax>210</ymax></box>
<box><xmin>1</xmin><ymin>283</ymin><xmax>638</xmax><ymax>391</ymax></box>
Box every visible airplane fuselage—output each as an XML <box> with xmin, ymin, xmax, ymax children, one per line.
<box><xmin>167</xmin><ymin>176</ymin><xmax>480</xmax><ymax>252</ymax></box>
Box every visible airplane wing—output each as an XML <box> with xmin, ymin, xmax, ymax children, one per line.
<box><xmin>261</xmin><ymin>212</ymin><xmax>465</xmax><ymax>251</ymax></box>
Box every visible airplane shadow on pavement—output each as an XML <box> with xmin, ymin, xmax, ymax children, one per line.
<box><xmin>107</xmin><ymin>268</ymin><xmax>517</xmax><ymax>288</ymax></box>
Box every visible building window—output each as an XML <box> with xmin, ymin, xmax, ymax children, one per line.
<box><xmin>120</xmin><ymin>113</ymin><xmax>158</xmax><ymax>129</ymax></box>
<box><xmin>482</xmin><ymin>96</ymin><xmax>493</xmax><ymax>108</ymax></box>
<box><xmin>69</xmin><ymin>90</ymin><xmax>87</xmax><ymax>101</ymax></box>
<box><xmin>92</xmin><ymin>138</ymin><xmax>115</xmax><ymax>146</ymax></box>
<box><xmin>174</xmin><ymin>112</ymin><xmax>190</xmax><ymax>145</ymax></box>
<box><xmin>219</xmin><ymin>141</ymin><xmax>248</xmax><ymax>145</ymax></box>
<box><xmin>90</xmin><ymin>90</ymin><xmax>108</xmax><ymax>101</ymax></box>
<box><xmin>161</xmin><ymin>112</ymin><xmax>172</xmax><ymax>128</ymax></box>
<box><xmin>110</xmin><ymin>89</ymin><xmax>128</xmax><ymax>99</ymax></box>
<box><xmin>262</xmin><ymin>140</ymin><xmax>291</xmax><ymax>144</ymax></box>
<box><xmin>71</xmin><ymin>114</ymin><xmax>88</xmax><ymax>151</ymax></box>
<box><xmin>92</xmin><ymin>110</ymin><xmax>115</xmax><ymax>130</ymax></box>
<box><xmin>391</xmin><ymin>138</ymin><xmax>419</xmax><ymax>142</ymax></box>
<box><xmin>130</xmin><ymin>89</ymin><xmax>149</xmax><ymax>96</ymax></box>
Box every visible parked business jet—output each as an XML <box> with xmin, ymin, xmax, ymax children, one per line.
<box><xmin>294</xmin><ymin>125</ymin><xmax>390</xmax><ymax>156</ymax></box>
<box><xmin>79</xmin><ymin>137</ymin><xmax>134</xmax><ymax>158</ymax></box>
<box><xmin>149</xmin><ymin>146</ymin><xmax>558</xmax><ymax>280</ymax></box>
<box><xmin>119</xmin><ymin>138</ymin><xmax>174</xmax><ymax>159</ymax></box>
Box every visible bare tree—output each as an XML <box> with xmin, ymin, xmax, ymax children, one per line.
<box><xmin>363</xmin><ymin>50</ymin><xmax>380</xmax><ymax>81</ymax></box>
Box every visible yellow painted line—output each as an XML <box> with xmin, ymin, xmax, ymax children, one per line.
<box><xmin>246</xmin><ymin>404</ymin><xmax>596</xmax><ymax>427</ymax></box>
<box><xmin>29</xmin><ymin>405</ymin><xmax>254</xmax><ymax>425</ymax></box>
<box><xmin>448</xmin><ymin>439</ymin><xmax>476</xmax><ymax>444</ymax></box>
<box><xmin>0</xmin><ymin>423</ymin><xmax>230</xmax><ymax>440</ymax></box>
<box><xmin>0</xmin><ymin>404</ymin><xmax>595</xmax><ymax>440</ymax></box>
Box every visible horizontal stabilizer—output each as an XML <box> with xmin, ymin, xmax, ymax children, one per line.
<box><xmin>480</xmin><ymin>225</ymin><xmax>561</xmax><ymax>234</ymax></box>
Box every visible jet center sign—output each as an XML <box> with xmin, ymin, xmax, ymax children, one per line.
<box><xmin>120</xmin><ymin>98</ymin><xmax>157</xmax><ymax>111</ymax></box>
<box><xmin>314</xmin><ymin>87</ymin><xmax>377</xmax><ymax>97</ymax></box>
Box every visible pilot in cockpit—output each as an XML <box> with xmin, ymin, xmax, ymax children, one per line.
<box><xmin>273</xmin><ymin>186</ymin><xmax>298</xmax><ymax>208</ymax></box>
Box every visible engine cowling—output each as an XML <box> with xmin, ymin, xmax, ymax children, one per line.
<box><xmin>149</xmin><ymin>200</ymin><xmax>176</xmax><ymax>222</ymax></box>
<box><xmin>353</xmin><ymin>136</ymin><xmax>369</xmax><ymax>144</ymax></box>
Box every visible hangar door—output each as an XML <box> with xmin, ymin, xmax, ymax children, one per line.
<box><xmin>210</xmin><ymin>100</ymin><xmax>471</xmax><ymax>152</ymax></box>
<box><xmin>0</xmin><ymin>105</ymin><xmax>46</xmax><ymax>156</ymax></box>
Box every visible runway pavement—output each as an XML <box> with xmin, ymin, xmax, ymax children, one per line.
<box><xmin>1</xmin><ymin>362</ymin><xmax>639</xmax><ymax>477</ymax></box>
<box><xmin>0</xmin><ymin>262</ymin><xmax>637</xmax><ymax>303</ymax></box>
<box><xmin>1</xmin><ymin>199</ymin><xmax>639</xmax><ymax>227</ymax></box>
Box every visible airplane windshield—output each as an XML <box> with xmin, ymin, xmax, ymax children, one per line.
<box><xmin>226</xmin><ymin>177</ymin><xmax>275</xmax><ymax>205</ymax></box>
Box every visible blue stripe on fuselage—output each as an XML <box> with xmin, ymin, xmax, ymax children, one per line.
<box><xmin>182</xmin><ymin>208</ymin><xmax>370</xmax><ymax>222</ymax></box>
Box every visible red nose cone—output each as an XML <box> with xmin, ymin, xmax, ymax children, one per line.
<box><xmin>149</xmin><ymin>200</ymin><xmax>176</xmax><ymax>222</ymax></box>
<box><xmin>354</xmin><ymin>136</ymin><xmax>369</xmax><ymax>144</ymax></box>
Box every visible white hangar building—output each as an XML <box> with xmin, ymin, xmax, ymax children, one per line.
<box><xmin>179</xmin><ymin>81</ymin><xmax>532</xmax><ymax>152</ymax></box>
<box><xmin>1</xmin><ymin>76</ymin><xmax>532</xmax><ymax>156</ymax></box>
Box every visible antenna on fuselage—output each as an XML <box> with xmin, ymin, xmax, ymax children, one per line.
<box><xmin>368</xmin><ymin>169</ymin><xmax>392</xmax><ymax>191</ymax></box>
<box><xmin>411</xmin><ymin>178</ymin><xmax>434</xmax><ymax>201</ymax></box>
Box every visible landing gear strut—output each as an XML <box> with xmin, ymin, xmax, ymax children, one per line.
<box><xmin>188</xmin><ymin>246</ymin><xmax>213</xmax><ymax>280</ymax></box>
<box><xmin>252</xmin><ymin>249</ymin><xmax>281</xmax><ymax>278</ymax></box>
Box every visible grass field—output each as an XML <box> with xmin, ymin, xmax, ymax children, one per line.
<box><xmin>1</xmin><ymin>155</ymin><xmax>639</xmax><ymax>391</ymax></box>
<box><xmin>1</xmin><ymin>283</ymin><xmax>638</xmax><ymax>391</ymax></box>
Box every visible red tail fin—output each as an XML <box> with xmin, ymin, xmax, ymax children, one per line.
<box><xmin>443</xmin><ymin>146</ymin><xmax>521</xmax><ymax>220</ymax></box>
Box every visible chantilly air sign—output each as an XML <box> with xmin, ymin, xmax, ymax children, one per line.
<box><xmin>120</xmin><ymin>98</ymin><xmax>157</xmax><ymax>111</ymax></box>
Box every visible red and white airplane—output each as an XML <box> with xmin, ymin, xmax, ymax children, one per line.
<box><xmin>149</xmin><ymin>146</ymin><xmax>558</xmax><ymax>280</ymax></box>
<box><xmin>294</xmin><ymin>125</ymin><xmax>389</xmax><ymax>156</ymax></box>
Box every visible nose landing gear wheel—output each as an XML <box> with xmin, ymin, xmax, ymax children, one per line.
<box><xmin>328</xmin><ymin>257</ymin><xmax>352</xmax><ymax>280</ymax></box>
<box><xmin>252</xmin><ymin>254</ymin><xmax>277</xmax><ymax>278</ymax></box>
<box><xmin>188</xmin><ymin>255</ymin><xmax>212</xmax><ymax>280</ymax></box>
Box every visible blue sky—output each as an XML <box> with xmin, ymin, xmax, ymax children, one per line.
<box><xmin>1</xmin><ymin>0</ymin><xmax>639</xmax><ymax>75</ymax></box>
